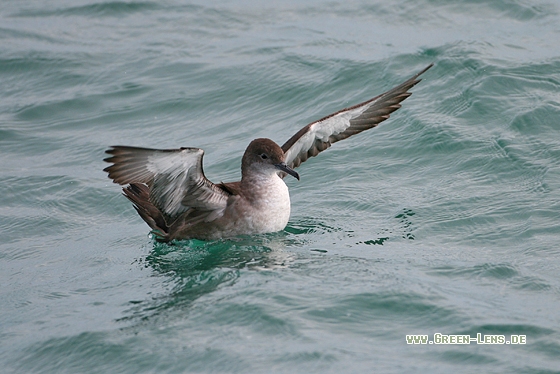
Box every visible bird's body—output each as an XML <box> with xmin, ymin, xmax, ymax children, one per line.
<box><xmin>104</xmin><ymin>64</ymin><xmax>432</xmax><ymax>241</ymax></box>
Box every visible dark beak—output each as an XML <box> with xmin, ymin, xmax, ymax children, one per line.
<box><xmin>275</xmin><ymin>162</ymin><xmax>300</xmax><ymax>180</ymax></box>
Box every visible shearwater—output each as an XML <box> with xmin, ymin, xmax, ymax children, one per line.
<box><xmin>104</xmin><ymin>64</ymin><xmax>432</xmax><ymax>241</ymax></box>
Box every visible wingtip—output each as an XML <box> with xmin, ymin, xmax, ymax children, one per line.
<box><xmin>415</xmin><ymin>63</ymin><xmax>434</xmax><ymax>79</ymax></box>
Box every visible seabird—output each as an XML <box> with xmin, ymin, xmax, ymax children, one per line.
<box><xmin>104</xmin><ymin>64</ymin><xmax>432</xmax><ymax>241</ymax></box>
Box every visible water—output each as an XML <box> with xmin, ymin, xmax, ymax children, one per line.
<box><xmin>1</xmin><ymin>0</ymin><xmax>560</xmax><ymax>372</ymax></box>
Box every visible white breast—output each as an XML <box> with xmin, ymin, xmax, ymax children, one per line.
<box><xmin>247</xmin><ymin>174</ymin><xmax>292</xmax><ymax>233</ymax></box>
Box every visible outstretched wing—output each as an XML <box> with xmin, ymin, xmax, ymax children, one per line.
<box><xmin>281</xmin><ymin>64</ymin><xmax>432</xmax><ymax>169</ymax></box>
<box><xmin>103</xmin><ymin>146</ymin><xmax>230</xmax><ymax>222</ymax></box>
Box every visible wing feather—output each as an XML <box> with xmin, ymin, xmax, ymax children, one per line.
<box><xmin>282</xmin><ymin>64</ymin><xmax>432</xmax><ymax>170</ymax></box>
<box><xmin>104</xmin><ymin>146</ymin><xmax>229</xmax><ymax>223</ymax></box>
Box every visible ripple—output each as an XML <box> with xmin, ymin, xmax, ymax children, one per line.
<box><xmin>428</xmin><ymin>263</ymin><xmax>519</xmax><ymax>280</ymax></box>
<box><xmin>13</xmin><ymin>1</ymin><xmax>161</xmax><ymax>18</ymax></box>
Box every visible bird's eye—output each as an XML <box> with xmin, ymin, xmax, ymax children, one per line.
<box><xmin>260</xmin><ymin>153</ymin><xmax>268</xmax><ymax>160</ymax></box>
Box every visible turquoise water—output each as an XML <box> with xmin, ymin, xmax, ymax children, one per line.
<box><xmin>2</xmin><ymin>0</ymin><xmax>560</xmax><ymax>372</ymax></box>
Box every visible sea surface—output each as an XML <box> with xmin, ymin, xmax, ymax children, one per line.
<box><xmin>1</xmin><ymin>0</ymin><xmax>560</xmax><ymax>373</ymax></box>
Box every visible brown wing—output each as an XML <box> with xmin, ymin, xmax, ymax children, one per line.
<box><xmin>104</xmin><ymin>146</ymin><xmax>230</xmax><ymax>223</ymax></box>
<box><xmin>282</xmin><ymin>64</ymin><xmax>432</xmax><ymax>169</ymax></box>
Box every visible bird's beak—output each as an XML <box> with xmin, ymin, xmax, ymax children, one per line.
<box><xmin>275</xmin><ymin>162</ymin><xmax>300</xmax><ymax>180</ymax></box>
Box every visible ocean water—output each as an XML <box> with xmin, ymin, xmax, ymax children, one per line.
<box><xmin>1</xmin><ymin>0</ymin><xmax>560</xmax><ymax>372</ymax></box>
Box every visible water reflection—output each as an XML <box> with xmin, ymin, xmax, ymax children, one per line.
<box><xmin>118</xmin><ymin>232</ymin><xmax>297</xmax><ymax>323</ymax></box>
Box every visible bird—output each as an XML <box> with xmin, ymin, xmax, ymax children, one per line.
<box><xmin>104</xmin><ymin>63</ymin><xmax>432</xmax><ymax>242</ymax></box>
